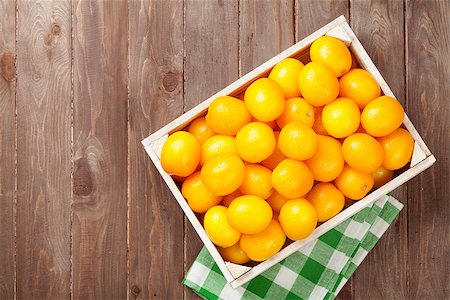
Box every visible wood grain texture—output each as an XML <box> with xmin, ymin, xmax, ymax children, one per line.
<box><xmin>184</xmin><ymin>0</ymin><xmax>239</xmax><ymax>112</ymax></box>
<box><xmin>128</xmin><ymin>0</ymin><xmax>184</xmax><ymax>299</ymax></box>
<box><xmin>16</xmin><ymin>1</ymin><xmax>72</xmax><ymax>298</ymax></box>
<box><xmin>72</xmin><ymin>0</ymin><xmax>128</xmax><ymax>299</ymax></box>
<box><xmin>183</xmin><ymin>0</ymin><xmax>238</xmax><ymax>298</ymax></box>
<box><xmin>295</xmin><ymin>0</ymin><xmax>349</xmax><ymax>41</ymax></box>
<box><xmin>0</xmin><ymin>0</ymin><xmax>15</xmax><ymax>298</ymax></box>
<box><xmin>0</xmin><ymin>1</ymin><xmax>447</xmax><ymax>298</ymax></box>
<box><xmin>295</xmin><ymin>3</ymin><xmax>352</xmax><ymax>299</ymax></box>
<box><xmin>406</xmin><ymin>1</ymin><xmax>450</xmax><ymax>299</ymax></box>
<box><xmin>350</xmin><ymin>1</ymin><xmax>409</xmax><ymax>299</ymax></box>
<box><xmin>240</xmin><ymin>0</ymin><xmax>294</xmax><ymax>74</ymax></box>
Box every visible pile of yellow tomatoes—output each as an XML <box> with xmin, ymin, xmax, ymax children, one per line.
<box><xmin>160</xmin><ymin>36</ymin><xmax>414</xmax><ymax>264</ymax></box>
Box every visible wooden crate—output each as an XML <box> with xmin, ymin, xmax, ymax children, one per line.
<box><xmin>141</xmin><ymin>16</ymin><xmax>435</xmax><ymax>288</ymax></box>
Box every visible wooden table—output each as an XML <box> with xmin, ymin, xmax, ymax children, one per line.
<box><xmin>0</xmin><ymin>1</ymin><xmax>448</xmax><ymax>299</ymax></box>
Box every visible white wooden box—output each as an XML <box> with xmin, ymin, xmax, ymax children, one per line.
<box><xmin>142</xmin><ymin>16</ymin><xmax>435</xmax><ymax>288</ymax></box>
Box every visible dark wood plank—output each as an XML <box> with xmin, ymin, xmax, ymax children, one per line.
<box><xmin>240</xmin><ymin>0</ymin><xmax>294</xmax><ymax>74</ymax></box>
<box><xmin>0</xmin><ymin>0</ymin><xmax>16</xmax><ymax>298</ymax></box>
<box><xmin>72</xmin><ymin>1</ymin><xmax>128</xmax><ymax>298</ymax></box>
<box><xmin>15</xmin><ymin>1</ymin><xmax>72</xmax><ymax>298</ymax></box>
<box><xmin>350</xmin><ymin>1</ymin><xmax>409</xmax><ymax>299</ymax></box>
<box><xmin>184</xmin><ymin>0</ymin><xmax>239</xmax><ymax>112</ymax></box>
<box><xmin>295</xmin><ymin>2</ymin><xmax>352</xmax><ymax>299</ymax></box>
<box><xmin>183</xmin><ymin>0</ymin><xmax>239</xmax><ymax>298</ymax></box>
<box><xmin>295</xmin><ymin>0</ymin><xmax>349</xmax><ymax>41</ymax></box>
<box><xmin>406</xmin><ymin>1</ymin><xmax>450</xmax><ymax>299</ymax></box>
<box><xmin>128</xmin><ymin>0</ymin><xmax>185</xmax><ymax>299</ymax></box>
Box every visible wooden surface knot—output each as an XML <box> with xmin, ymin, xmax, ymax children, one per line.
<box><xmin>44</xmin><ymin>23</ymin><xmax>62</xmax><ymax>48</ymax></box>
<box><xmin>73</xmin><ymin>158</ymin><xmax>94</xmax><ymax>196</ymax></box>
<box><xmin>162</xmin><ymin>71</ymin><xmax>179</xmax><ymax>93</ymax></box>
<box><xmin>0</xmin><ymin>53</ymin><xmax>15</xmax><ymax>82</ymax></box>
<box><xmin>131</xmin><ymin>285</ymin><xmax>140</xmax><ymax>295</ymax></box>
<box><xmin>52</xmin><ymin>23</ymin><xmax>62</xmax><ymax>35</ymax></box>
<box><xmin>32</xmin><ymin>71</ymin><xmax>41</xmax><ymax>82</ymax></box>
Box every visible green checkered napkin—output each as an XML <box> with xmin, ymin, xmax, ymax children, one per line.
<box><xmin>183</xmin><ymin>195</ymin><xmax>403</xmax><ymax>300</ymax></box>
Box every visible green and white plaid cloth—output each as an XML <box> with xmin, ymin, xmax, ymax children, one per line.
<box><xmin>183</xmin><ymin>195</ymin><xmax>403</xmax><ymax>300</ymax></box>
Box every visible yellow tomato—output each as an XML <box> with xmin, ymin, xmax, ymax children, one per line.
<box><xmin>279</xmin><ymin>198</ymin><xmax>317</xmax><ymax>240</ymax></box>
<box><xmin>350</xmin><ymin>53</ymin><xmax>359</xmax><ymax>70</ymax></box>
<box><xmin>172</xmin><ymin>175</ymin><xmax>186</xmax><ymax>183</ymax></box>
<box><xmin>205</xmin><ymin>96</ymin><xmax>252</xmax><ymax>135</ymax></box>
<box><xmin>240</xmin><ymin>219</ymin><xmax>286</xmax><ymax>262</ymax></box>
<box><xmin>227</xmin><ymin>195</ymin><xmax>273</xmax><ymax>234</ymax></box>
<box><xmin>307</xmin><ymin>183</ymin><xmax>345</xmax><ymax>222</ymax></box>
<box><xmin>361</xmin><ymin>96</ymin><xmax>404</xmax><ymax>137</ymax></box>
<box><xmin>261</xmin><ymin>131</ymin><xmax>287</xmax><ymax>170</ymax></box>
<box><xmin>235</xmin><ymin>122</ymin><xmax>276</xmax><ymax>163</ymax></box>
<box><xmin>335</xmin><ymin>165</ymin><xmax>374</xmax><ymax>200</ymax></box>
<box><xmin>182</xmin><ymin>172</ymin><xmax>223</xmax><ymax>213</ymax></box>
<box><xmin>244</xmin><ymin>78</ymin><xmax>285</xmax><ymax>122</ymax></box>
<box><xmin>355</xmin><ymin>124</ymin><xmax>367</xmax><ymax>134</ymax></box>
<box><xmin>204</xmin><ymin>206</ymin><xmax>241</xmax><ymax>248</ymax></box>
<box><xmin>322</xmin><ymin>97</ymin><xmax>360</xmax><ymax>138</ymax></box>
<box><xmin>378</xmin><ymin>128</ymin><xmax>414</xmax><ymax>170</ymax></box>
<box><xmin>253</xmin><ymin>118</ymin><xmax>278</xmax><ymax>130</ymax></box>
<box><xmin>200</xmin><ymin>135</ymin><xmax>236</xmax><ymax>165</ymax></box>
<box><xmin>272</xmin><ymin>212</ymin><xmax>279</xmax><ymax>221</ymax></box>
<box><xmin>342</xmin><ymin>133</ymin><xmax>384</xmax><ymax>174</ymax></box>
<box><xmin>161</xmin><ymin>131</ymin><xmax>200</xmax><ymax>177</ymax></box>
<box><xmin>298</xmin><ymin>62</ymin><xmax>339</xmax><ymax>106</ymax></box>
<box><xmin>272</xmin><ymin>159</ymin><xmax>314</xmax><ymax>199</ymax></box>
<box><xmin>222</xmin><ymin>190</ymin><xmax>242</xmax><ymax>207</ymax></box>
<box><xmin>188</xmin><ymin>116</ymin><xmax>214</xmax><ymax>144</ymax></box>
<box><xmin>276</xmin><ymin>97</ymin><xmax>315</xmax><ymax>128</ymax></box>
<box><xmin>239</xmin><ymin>164</ymin><xmax>273</xmax><ymax>199</ymax></box>
<box><xmin>372</xmin><ymin>166</ymin><xmax>394</xmax><ymax>188</ymax></box>
<box><xmin>268</xmin><ymin>58</ymin><xmax>304</xmax><ymax>98</ymax></box>
<box><xmin>278</xmin><ymin>122</ymin><xmax>318</xmax><ymax>160</ymax></box>
<box><xmin>201</xmin><ymin>154</ymin><xmax>245</xmax><ymax>196</ymax></box>
<box><xmin>312</xmin><ymin>106</ymin><xmax>328</xmax><ymax>136</ymax></box>
<box><xmin>310</xmin><ymin>36</ymin><xmax>352</xmax><ymax>77</ymax></box>
<box><xmin>218</xmin><ymin>242</ymin><xmax>250</xmax><ymax>264</ymax></box>
<box><xmin>305</xmin><ymin>135</ymin><xmax>344</xmax><ymax>182</ymax></box>
<box><xmin>266</xmin><ymin>190</ymin><xmax>290</xmax><ymax>213</ymax></box>
<box><xmin>339</xmin><ymin>68</ymin><xmax>381</xmax><ymax>109</ymax></box>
